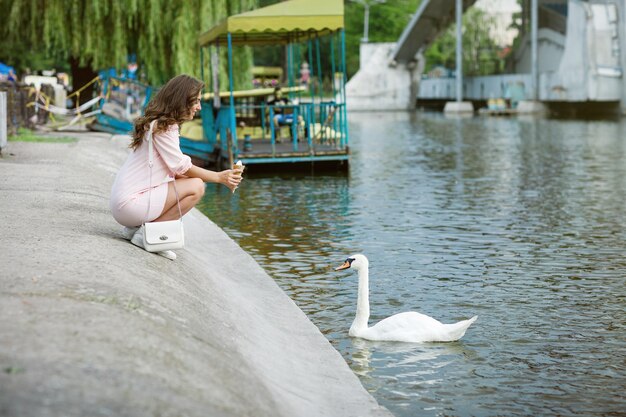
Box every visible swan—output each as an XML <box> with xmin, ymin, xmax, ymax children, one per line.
<box><xmin>335</xmin><ymin>254</ymin><xmax>477</xmax><ymax>343</ymax></box>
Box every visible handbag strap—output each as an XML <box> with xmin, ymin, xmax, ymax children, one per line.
<box><xmin>144</xmin><ymin>120</ymin><xmax>183</xmax><ymax>225</ymax></box>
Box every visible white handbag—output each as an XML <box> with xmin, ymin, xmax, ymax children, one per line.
<box><xmin>143</xmin><ymin>219</ymin><xmax>185</xmax><ymax>252</ymax></box>
<box><xmin>142</xmin><ymin>120</ymin><xmax>185</xmax><ymax>252</ymax></box>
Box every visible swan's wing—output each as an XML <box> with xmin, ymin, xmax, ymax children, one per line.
<box><xmin>367</xmin><ymin>312</ymin><xmax>447</xmax><ymax>342</ymax></box>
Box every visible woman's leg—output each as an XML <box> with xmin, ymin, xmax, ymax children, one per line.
<box><xmin>153</xmin><ymin>178</ymin><xmax>205</xmax><ymax>222</ymax></box>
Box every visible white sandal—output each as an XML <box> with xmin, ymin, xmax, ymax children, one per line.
<box><xmin>130</xmin><ymin>227</ymin><xmax>177</xmax><ymax>260</ymax></box>
<box><xmin>122</xmin><ymin>226</ymin><xmax>140</xmax><ymax>240</ymax></box>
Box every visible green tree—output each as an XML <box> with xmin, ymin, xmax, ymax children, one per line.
<box><xmin>424</xmin><ymin>7</ymin><xmax>504</xmax><ymax>76</ymax></box>
<box><xmin>0</xmin><ymin>42</ymin><xmax>70</xmax><ymax>77</ymax></box>
<box><xmin>0</xmin><ymin>0</ymin><xmax>257</xmax><ymax>102</ymax></box>
<box><xmin>252</xmin><ymin>0</ymin><xmax>423</xmax><ymax>79</ymax></box>
<box><xmin>509</xmin><ymin>0</ymin><xmax>528</xmax><ymax>51</ymax></box>
<box><xmin>214</xmin><ymin>0</ymin><xmax>422</xmax><ymax>83</ymax></box>
<box><xmin>345</xmin><ymin>0</ymin><xmax>421</xmax><ymax>77</ymax></box>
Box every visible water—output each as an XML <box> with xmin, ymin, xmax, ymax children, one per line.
<box><xmin>197</xmin><ymin>112</ymin><xmax>626</xmax><ymax>416</ymax></box>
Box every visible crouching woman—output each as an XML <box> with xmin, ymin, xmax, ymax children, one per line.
<box><xmin>110</xmin><ymin>74</ymin><xmax>242</xmax><ymax>260</ymax></box>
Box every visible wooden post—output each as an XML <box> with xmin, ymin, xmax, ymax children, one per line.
<box><xmin>0</xmin><ymin>92</ymin><xmax>7</xmax><ymax>154</ymax></box>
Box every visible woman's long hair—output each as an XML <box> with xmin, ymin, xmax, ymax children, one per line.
<box><xmin>130</xmin><ymin>74</ymin><xmax>204</xmax><ymax>150</ymax></box>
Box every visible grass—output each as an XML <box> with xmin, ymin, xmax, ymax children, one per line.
<box><xmin>8</xmin><ymin>128</ymin><xmax>77</xmax><ymax>143</ymax></box>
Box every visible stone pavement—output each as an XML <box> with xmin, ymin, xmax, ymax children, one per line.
<box><xmin>0</xmin><ymin>132</ymin><xmax>392</xmax><ymax>417</ymax></box>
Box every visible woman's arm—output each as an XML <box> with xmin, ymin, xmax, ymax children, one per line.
<box><xmin>183</xmin><ymin>165</ymin><xmax>242</xmax><ymax>191</ymax></box>
<box><xmin>151</xmin><ymin>126</ymin><xmax>242</xmax><ymax>191</ymax></box>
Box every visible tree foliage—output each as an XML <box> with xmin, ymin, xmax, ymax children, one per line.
<box><xmin>423</xmin><ymin>7</ymin><xmax>505</xmax><ymax>76</ymax></box>
<box><xmin>344</xmin><ymin>0</ymin><xmax>420</xmax><ymax>77</ymax></box>
<box><xmin>0</xmin><ymin>40</ymin><xmax>69</xmax><ymax>76</ymax></box>
<box><xmin>343</xmin><ymin>1</ymin><xmax>506</xmax><ymax>78</ymax></box>
<box><xmin>508</xmin><ymin>0</ymin><xmax>528</xmax><ymax>50</ymax></box>
<box><xmin>0</xmin><ymin>0</ymin><xmax>257</xmax><ymax>87</ymax></box>
<box><xmin>251</xmin><ymin>0</ymin><xmax>421</xmax><ymax>79</ymax></box>
<box><xmin>1</xmin><ymin>0</ymin><xmax>507</xmax><ymax>89</ymax></box>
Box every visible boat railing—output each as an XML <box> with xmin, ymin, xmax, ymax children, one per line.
<box><xmin>225</xmin><ymin>100</ymin><xmax>347</xmax><ymax>155</ymax></box>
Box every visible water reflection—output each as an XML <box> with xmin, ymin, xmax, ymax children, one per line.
<box><xmin>347</xmin><ymin>337</ymin><xmax>483</xmax><ymax>416</ymax></box>
<box><xmin>349</xmin><ymin>337</ymin><xmax>476</xmax><ymax>378</ymax></box>
<box><xmin>349</xmin><ymin>338</ymin><xmax>374</xmax><ymax>378</ymax></box>
<box><xmin>198</xmin><ymin>112</ymin><xmax>626</xmax><ymax>417</ymax></box>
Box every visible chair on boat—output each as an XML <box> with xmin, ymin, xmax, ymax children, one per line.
<box><xmin>268</xmin><ymin>103</ymin><xmax>305</xmax><ymax>142</ymax></box>
<box><xmin>313</xmin><ymin>103</ymin><xmax>340</xmax><ymax>146</ymax></box>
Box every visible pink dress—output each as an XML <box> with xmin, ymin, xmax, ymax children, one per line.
<box><xmin>110</xmin><ymin>124</ymin><xmax>192</xmax><ymax>227</ymax></box>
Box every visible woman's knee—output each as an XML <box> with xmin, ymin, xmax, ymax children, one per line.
<box><xmin>191</xmin><ymin>178</ymin><xmax>205</xmax><ymax>199</ymax></box>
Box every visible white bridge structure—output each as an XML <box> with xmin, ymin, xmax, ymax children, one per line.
<box><xmin>346</xmin><ymin>0</ymin><xmax>626</xmax><ymax>115</ymax></box>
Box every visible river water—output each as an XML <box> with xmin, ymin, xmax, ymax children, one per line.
<box><xmin>197</xmin><ymin>112</ymin><xmax>626</xmax><ymax>416</ymax></box>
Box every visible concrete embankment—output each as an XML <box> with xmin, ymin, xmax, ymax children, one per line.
<box><xmin>0</xmin><ymin>133</ymin><xmax>392</xmax><ymax>417</ymax></box>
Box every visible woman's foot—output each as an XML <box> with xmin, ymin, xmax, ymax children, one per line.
<box><xmin>122</xmin><ymin>226</ymin><xmax>140</xmax><ymax>240</ymax></box>
<box><xmin>130</xmin><ymin>227</ymin><xmax>177</xmax><ymax>260</ymax></box>
<box><xmin>157</xmin><ymin>250</ymin><xmax>177</xmax><ymax>260</ymax></box>
<box><xmin>130</xmin><ymin>226</ymin><xmax>145</xmax><ymax>248</ymax></box>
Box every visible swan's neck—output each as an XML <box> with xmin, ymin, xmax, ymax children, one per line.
<box><xmin>352</xmin><ymin>267</ymin><xmax>370</xmax><ymax>332</ymax></box>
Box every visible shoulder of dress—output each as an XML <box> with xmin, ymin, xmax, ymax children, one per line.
<box><xmin>154</xmin><ymin>124</ymin><xmax>179</xmax><ymax>140</ymax></box>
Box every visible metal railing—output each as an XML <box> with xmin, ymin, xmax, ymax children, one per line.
<box><xmin>224</xmin><ymin>101</ymin><xmax>347</xmax><ymax>157</ymax></box>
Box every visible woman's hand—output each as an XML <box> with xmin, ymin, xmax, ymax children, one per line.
<box><xmin>183</xmin><ymin>165</ymin><xmax>243</xmax><ymax>190</ymax></box>
<box><xmin>219</xmin><ymin>168</ymin><xmax>243</xmax><ymax>192</ymax></box>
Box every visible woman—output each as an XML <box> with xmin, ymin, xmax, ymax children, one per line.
<box><xmin>110</xmin><ymin>74</ymin><xmax>242</xmax><ymax>260</ymax></box>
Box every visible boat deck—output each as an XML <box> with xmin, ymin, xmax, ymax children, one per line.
<box><xmin>236</xmin><ymin>138</ymin><xmax>345</xmax><ymax>157</ymax></box>
<box><xmin>181</xmin><ymin>136</ymin><xmax>349</xmax><ymax>170</ymax></box>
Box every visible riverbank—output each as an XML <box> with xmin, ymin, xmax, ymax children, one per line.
<box><xmin>0</xmin><ymin>131</ymin><xmax>391</xmax><ymax>417</ymax></box>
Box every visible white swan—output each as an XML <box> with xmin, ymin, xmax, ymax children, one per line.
<box><xmin>335</xmin><ymin>254</ymin><xmax>477</xmax><ymax>343</ymax></box>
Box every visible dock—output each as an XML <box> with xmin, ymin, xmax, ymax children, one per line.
<box><xmin>182</xmin><ymin>133</ymin><xmax>349</xmax><ymax>170</ymax></box>
<box><xmin>478</xmin><ymin>107</ymin><xmax>519</xmax><ymax>116</ymax></box>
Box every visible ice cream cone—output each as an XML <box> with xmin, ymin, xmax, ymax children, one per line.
<box><xmin>232</xmin><ymin>160</ymin><xmax>245</xmax><ymax>193</ymax></box>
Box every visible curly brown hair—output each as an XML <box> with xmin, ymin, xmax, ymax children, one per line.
<box><xmin>130</xmin><ymin>74</ymin><xmax>204</xmax><ymax>150</ymax></box>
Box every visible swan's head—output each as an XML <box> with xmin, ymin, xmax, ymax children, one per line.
<box><xmin>335</xmin><ymin>254</ymin><xmax>369</xmax><ymax>271</ymax></box>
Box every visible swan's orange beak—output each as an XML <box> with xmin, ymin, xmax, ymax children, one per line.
<box><xmin>335</xmin><ymin>261</ymin><xmax>351</xmax><ymax>271</ymax></box>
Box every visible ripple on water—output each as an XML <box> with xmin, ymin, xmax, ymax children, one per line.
<box><xmin>197</xmin><ymin>114</ymin><xmax>626</xmax><ymax>417</ymax></box>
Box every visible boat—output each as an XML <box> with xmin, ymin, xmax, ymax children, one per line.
<box><xmin>182</xmin><ymin>0</ymin><xmax>350</xmax><ymax>171</ymax></box>
<box><xmin>89</xmin><ymin>71</ymin><xmax>154</xmax><ymax>135</ymax></box>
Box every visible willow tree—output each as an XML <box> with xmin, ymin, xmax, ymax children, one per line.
<box><xmin>1</xmin><ymin>0</ymin><xmax>257</xmax><ymax>103</ymax></box>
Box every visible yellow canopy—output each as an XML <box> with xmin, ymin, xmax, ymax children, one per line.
<box><xmin>198</xmin><ymin>0</ymin><xmax>344</xmax><ymax>47</ymax></box>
